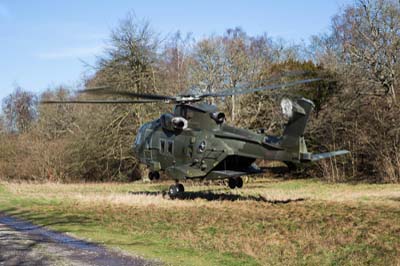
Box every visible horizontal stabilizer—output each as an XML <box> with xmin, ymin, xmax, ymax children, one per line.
<box><xmin>311</xmin><ymin>150</ymin><xmax>350</xmax><ymax>161</ymax></box>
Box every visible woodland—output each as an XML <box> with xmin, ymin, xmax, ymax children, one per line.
<box><xmin>1</xmin><ymin>0</ymin><xmax>399</xmax><ymax>183</ymax></box>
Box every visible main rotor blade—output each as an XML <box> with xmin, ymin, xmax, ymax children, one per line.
<box><xmin>41</xmin><ymin>99</ymin><xmax>161</xmax><ymax>104</ymax></box>
<box><xmin>80</xmin><ymin>87</ymin><xmax>176</xmax><ymax>101</ymax></box>
<box><xmin>203</xmin><ymin>78</ymin><xmax>321</xmax><ymax>98</ymax></box>
<box><xmin>252</xmin><ymin>70</ymin><xmax>316</xmax><ymax>86</ymax></box>
<box><xmin>181</xmin><ymin>71</ymin><xmax>313</xmax><ymax>96</ymax></box>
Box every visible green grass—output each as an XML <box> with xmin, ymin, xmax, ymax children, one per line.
<box><xmin>0</xmin><ymin>183</ymin><xmax>258</xmax><ymax>266</ymax></box>
<box><xmin>0</xmin><ymin>179</ymin><xmax>399</xmax><ymax>266</ymax></box>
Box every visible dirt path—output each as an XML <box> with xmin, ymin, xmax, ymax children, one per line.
<box><xmin>0</xmin><ymin>214</ymin><xmax>160</xmax><ymax>266</ymax></box>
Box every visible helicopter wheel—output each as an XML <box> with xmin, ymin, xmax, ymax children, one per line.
<box><xmin>148</xmin><ymin>171</ymin><xmax>160</xmax><ymax>181</ymax></box>
<box><xmin>235</xmin><ymin>177</ymin><xmax>243</xmax><ymax>188</ymax></box>
<box><xmin>153</xmin><ymin>172</ymin><xmax>160</xmax><ymax>180</ymax></box>
<box><xmin>148</xmin><ymin>172</ymin><xmax>154</xmax><ymax>181</ymax></box>
<box><xmin>177</xmin><ymin>183</ymin><xmax>185</xmax><ymax>193</ymax></box>
<box><xmin>284</xmin><ymin>161</ymin><xmax>297</xmax><ymax>172</ymax></box>
<box><xmin>228</xmin><ymin>178</ymin><xmax>236</xmax><ymax>189</ymax></box>
<box><xmin>168</xmin><ymin>185</ymin><xmax>179</xmax><ymax>197</ymax></box>
<box><xmin>228</xmin><ymin>177</ymin><xmax>243</xmax><ymax>189</ymax></box>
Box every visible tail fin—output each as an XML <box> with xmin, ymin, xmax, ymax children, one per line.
<box><xmin>280</xmin><ymin>98</ymin><xmax>314</xmax><ymax>149</ymax></box>
<box><xmin>279</xmin><ymin>97</ymin><xmax>350</xmax><ymax>162</ymax></box>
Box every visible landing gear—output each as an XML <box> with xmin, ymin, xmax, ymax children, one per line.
<box><xmin>169</xmin><ymin>184</ymin><xmax>179</xmax><ymax>196</ymax></box>
<box><xmin>228</xmin><ymin>177</ymin><xmax>243</xmax><ymax>189</ymax></box>
<box><xmin>284</xmin><ymin>161</ymin><xmax>297</xmax><ymax>172</ymax></box>
<box><xmin>177</xmin><ymin>183</ymin><xmax>185</xmax><ymax>193</ymax></box>
<box><xmin>148</xmin><ymin>171</ymin><xmax>160</xmax><ymax>181</ymax></box>
<box><xmin>168</xmin><ymin>182</ymin><xmax>185</xmax><ymax>197</ymax></box>
<box><xmin>228</xmin><ymin>178</ymin><xmax>236</xmax><ymax>189</ymax></box>
<box><xmin>236</xmin><ymin>177</ymin><xmax>243</xmax><ymax>188</ymax></box>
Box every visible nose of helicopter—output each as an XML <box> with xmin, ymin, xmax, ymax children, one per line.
<box><xmin>133</xmin><ymin>121</ymin><xmax>153</xmax><ymax>156</ymax></box>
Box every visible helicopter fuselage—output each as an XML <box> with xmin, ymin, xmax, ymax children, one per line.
<box><xmin>42</xmin><ymin>77</ymin><xmax>349</xmax><ymax>194</ymax></box>
<box><xmin>133</xmin><ymin>102</ymin><xmax>302</xmax><ymax>181</ymax></box>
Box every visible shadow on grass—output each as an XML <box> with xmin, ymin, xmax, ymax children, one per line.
<box><xmin>0</xmin><ymin>208</ymin><xmax>92</xmax><ymax>229</ymax></box>
<box><xmin>128</xmin><ymin>191</ymin><xmax>306</xmax><ymax>204</ymax></box>
<box><xmin>0</xmin><ymin>209</ymin><xmax>96</xmax><ymax>248</ymax></box>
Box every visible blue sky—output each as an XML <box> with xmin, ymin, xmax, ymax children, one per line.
<box><xmin>0</xmin><ymin>0</ymin><xmax>353</xmax><ymax>102</ymax></box>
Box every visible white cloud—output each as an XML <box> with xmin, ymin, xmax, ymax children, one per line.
<box><xmin>35</xmin><ymin>45</ymin><xmax>105</xmax><ymax>60</ymax></box>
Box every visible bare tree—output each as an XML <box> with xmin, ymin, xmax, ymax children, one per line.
<box><xmin>37</xmin><ymin>87</ymin><xmax>79</xmax><ymax>139</ymax></box>
<box><xmin>189</xmin><ymin>36</ymin><xmax>226</xmax><ymax>99</ymax></box>
<box><xmin>247</xmin><ymin>34</ymin><xmax>274</xmax><ymax>82</ymax></box>
<box><xmin>189</xmin><ymin>29</ymin><xmax>273</xmax><ymax>120</ymax></box>
<box><xmin>2</xmin><ymin>87</ymin><xmax>37</xmax><ymax>133</ymax></box>
<box><xmin>332</xmin><ymin>0</ymin><xmax>400</xmax><ymax>103</ymax></box>
<box><xmin>94</xmin><ymin>12</ymin><xmax>160</xmax><ymax>93</ymax></box>
<box><xmin>0</xmin><ymin>115</ymin><xmax>4</xmax><ymax>133</ymax></box>
<box><xmin>222</xmin><ymin>27</ymin><xmax>251</xmax><ymax>121</ymax></box>
<box><xmin>160</xmin><ymin>31</ymin><xmax>193</xmax><ymax>94</ymax></box>
<box><xmin>75</xmin><ymin>13</ymin><xmax>163</xmax><ymax>181</ymax></box>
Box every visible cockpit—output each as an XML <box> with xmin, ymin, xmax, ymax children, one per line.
<box><xmin>173</xmin><ymin>105</ymin><xmax>196</xmax><ymax>120</ymax></box>
<box><xmin>133</xmin><ymin>122</ymin><xmax>152</xmax><ymax>152</ymax></box>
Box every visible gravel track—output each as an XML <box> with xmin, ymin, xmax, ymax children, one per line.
<box><xmin>0</xmin><ymin>213</ymin><xmax>161</xmax><ymax>266</ymax></box>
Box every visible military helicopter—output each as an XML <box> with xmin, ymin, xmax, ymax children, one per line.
<box><xmin>43</xmin><ymin>77</ymin><xmax>349</xmax><ymax>196</ymax></box>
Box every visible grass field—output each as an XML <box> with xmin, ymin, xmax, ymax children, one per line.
<box><xmin>0</xmin><ymin>178</ymin><xmax>399</xmax><ymax>266</ymax></box>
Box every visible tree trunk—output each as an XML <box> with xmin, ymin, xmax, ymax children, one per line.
<box><xmin>231</xmin><ymin>95</ymin><xmax>235</xmax><ymax>121</ymax></box>
<box><xmin>390</xmin><ymin>83</ymin><xmax>397</xmax><ymax>105</ymax></box>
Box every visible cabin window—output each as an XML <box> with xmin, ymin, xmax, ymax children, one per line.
<box><xmin>175</xmin><ymin>106</ymin><xmax>195</xmax><ymax>120</ymax></box>
<box><xmin>185</xmin><ymin>108</ymin><xmax>194</xmax><ymax>120</ymax></box>
<box><xmin>160</xmin><ymin>139</ymin><xmax>165</xmax><ymax>153</ymax></box>
<box><xmin>180</xmin><ymin>107</ymin><xmax>194</xmax><ymax>120</ymax></box>
<box><xmin>168</xmin><ymin>141</ymin><xmax>173</xmax><ymax>154</ymax></box>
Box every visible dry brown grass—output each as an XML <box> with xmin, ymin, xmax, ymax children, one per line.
<box><xmin>4</xmin><ymin>178</ymin><xmax>400</xmax><ymax>208</ymax></box>
<box><xmin>1</xmin><ymin>179</ymin><xmax>400</xmax><ymax>266</ymax></box>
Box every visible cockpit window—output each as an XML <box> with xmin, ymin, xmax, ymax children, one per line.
<box><xmin>174</xmin><ymin>105</ymin><xmax>194</xmax><ymax>120</ymax></box>
<box><xmin>184</xmin><ymin>108</ymin><xmax>194</xmax><ymax>120</ymax></box>
<box><xmin>134</xmin><ymin>122</ymin><xmax>151</xmax><ymax>147</ymax></box>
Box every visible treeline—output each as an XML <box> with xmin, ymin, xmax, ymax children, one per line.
<box><xmin>1</xmin><ymin>0</ymin><xmax>400</xmax><ymax>183</ymax></box>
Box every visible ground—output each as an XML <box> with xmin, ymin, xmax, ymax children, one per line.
<box><xmin>0</xmin><ymin>214</ymin><xmax>158</xmax><ymax>266</ymax></box>
<box><xmin>0</xmin><ymin>178</ymin><xmax>399</xmax><ymax>266</ymax></box>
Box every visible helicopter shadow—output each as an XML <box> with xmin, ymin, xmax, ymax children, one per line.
<box><xmin>128</xmin><ymin>191</ymin><xmax>306</xmax><ymax>204</ymax></box>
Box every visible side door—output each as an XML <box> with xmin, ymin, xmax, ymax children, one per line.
<box><xmin>157</xmin><ymin>134</ymin><xmax>175</xmax><ymax>169</ymax></box>
<box><xmin>173</xmin><ymin>132</ymin><xmax>194</xmax><ymax>165</ymax></box>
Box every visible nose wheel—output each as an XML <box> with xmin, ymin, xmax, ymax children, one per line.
<box><xmin>168</xmin><ymin>183</ymin><xmax>185</xmax><ymax>197</ymax></box>
<box><xmin>148</xmin><ymin>171</ymin><xmax>160</xmax><ymax>181</ymax></box>
<box><xmin>228</xmin><ymin>177</ymin><xmax>243</xmax><ymax>189</ymax></box>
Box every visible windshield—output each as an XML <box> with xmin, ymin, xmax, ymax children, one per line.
<box><xmin>134</xmin><ymin>122</ymin><xmax>151</xmax><ymax>147</ymax></box>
